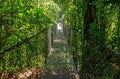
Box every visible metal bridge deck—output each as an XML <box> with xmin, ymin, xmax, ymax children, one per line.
<box><xmin>41</xmin><ymin>25</ymin><xmax>79</xmax><ymax>79</ymax></box>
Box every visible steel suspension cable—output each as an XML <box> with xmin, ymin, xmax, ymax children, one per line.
<box><xmin>75</xmin><ymin>29</ymin><xmax>120</xmax><ymax>56</ymax></box>
<box><xmin>0</xmin><ymin>28</ymin><xmax>48</xmax><ymax>54</ymax></box>
<box><xmin>89</xmin><ymin>38</ymin><xmax>120</xmax><ymax>56</ymax></box>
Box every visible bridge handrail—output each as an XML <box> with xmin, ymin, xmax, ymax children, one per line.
<box><xmin>0</xmin><ymin>27</ymin><xmax>48</xmax><ymax>54</ymax></box>
<box><xmin>90</xmin><ymin>38</ymin><xmax>120</xmax><ymax>56</ymax></box>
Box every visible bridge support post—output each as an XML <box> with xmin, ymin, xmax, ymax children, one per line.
<box><xmin>47</xmin><ymin>27</ymin><xmax>51</xmax><ymax>52</ymax></box>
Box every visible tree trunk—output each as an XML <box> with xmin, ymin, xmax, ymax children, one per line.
<box><xmin>47</xmin><ymin>27</ymin><xmax>51</xmax><ymax>52</ymax></box>
<box><xmin>0</xmin><ymin>29</ymin><xmax>1</xmax><ymax>51</ymax></box>
<box><xmin>82</xmin><ymin>0</ymin><xmax>96</xmax><ymax>78</ymax></box>
<box><xmin>118</xmin><ymin>5</ymin><xmax>120</xmax><ymax>52</ymax></box>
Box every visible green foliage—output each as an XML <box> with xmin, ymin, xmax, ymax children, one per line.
<box><xmin>0</xmin><ymin>0</ymin><xmax>120</xmax><ymax>78</ymax></box>
<box><xmin>0</xmin><ymin>0</ymin><xmax>59</xmax><ymax>75</ymax></box>
<box><xmin>59</xmin><ymin>0</ymin><xmax>120</xmax><ymax>78</ymax></box>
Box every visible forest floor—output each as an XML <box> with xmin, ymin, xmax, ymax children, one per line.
<box><xmin>41</xmin><ymin>26</ymin><xmax>79</xmax><ymax>79</ymax></box>
<box><xmin>1</xmin><ymin>67</ymin><xmax>43</xmax><ymax>79</ymax></box>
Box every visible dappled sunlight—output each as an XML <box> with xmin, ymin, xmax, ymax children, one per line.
<box><xmin>53</xmin><ymin>39</ymin><xmax>67</xmax><ymax>43</ymax></box>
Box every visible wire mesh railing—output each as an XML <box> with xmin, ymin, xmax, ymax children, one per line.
<box><xmin>63</xmin><ymin>25</ymin><xmax>120</xmax><ymax>78</ymax></box>
<box><xmin>0</xmin><ymin>28</ymin><xmax>48</xmax><ymax>79</ymax></box>
<box><xmin>90</xmin><ymin>38</ymin><xmax>120</xmax><ymax>56</ymax></box>
<box><xmin>80</xmin><ymin>37</ymin><xmax>120</xmax><ymax>79</ymax></box>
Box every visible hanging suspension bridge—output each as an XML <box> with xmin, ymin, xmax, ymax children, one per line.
<box><xmin>41</xmin><ymin>23</ymin><xmax>79</xmax><ymax>79</ymax></box>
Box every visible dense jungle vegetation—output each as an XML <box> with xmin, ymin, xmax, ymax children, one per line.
<box><xmin>0</xmin><ymin>0</ymin><xmax>120</xmax><ymax>79</ymax></box>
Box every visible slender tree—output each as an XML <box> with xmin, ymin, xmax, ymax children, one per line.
<box><xmin>82</xmin><ymin>0</ymin><xmax>97</xmax><ymax>78</ymax></box>
<box><xmin>117</xmin><ymin>5</ymin><xmax>120</xmax><ymax>52</ymax></box>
